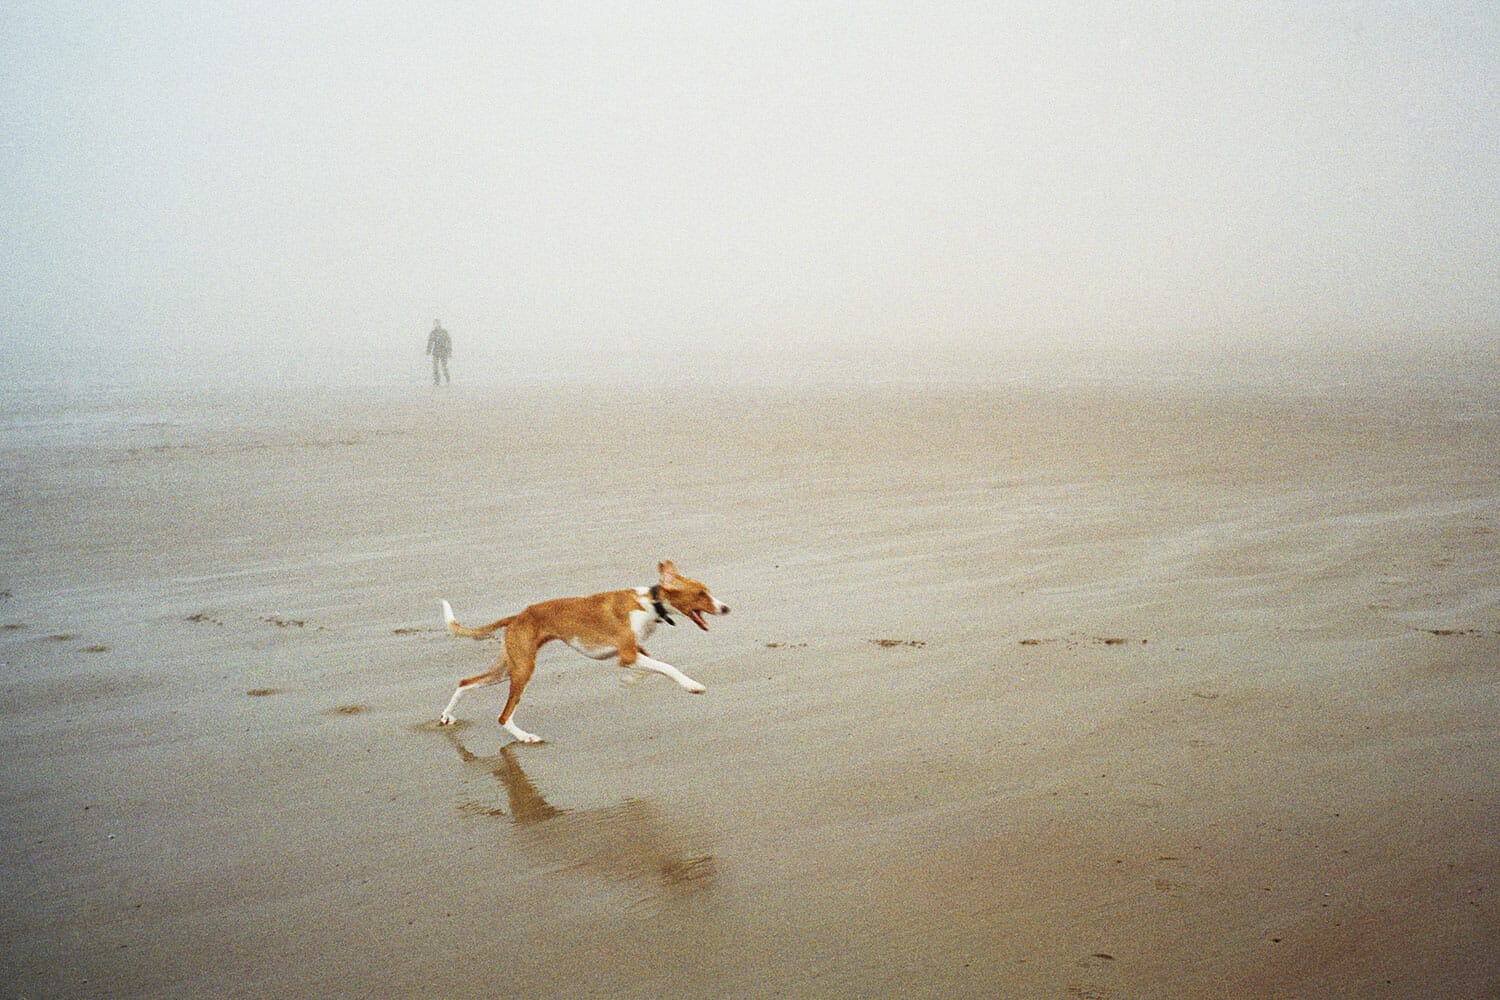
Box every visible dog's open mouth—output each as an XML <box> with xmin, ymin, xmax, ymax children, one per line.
<box><xmin>685</xmin><ymin>609</ymin><xmax>709</xmax><ymax>631</ymax></box>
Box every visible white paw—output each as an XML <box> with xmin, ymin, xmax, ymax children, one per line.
<box><xmin>683</xmin><ymin>681</ymin><xmax>706</xmax><ymax>694</ymax></box>
<box><xmin>512</xmin><ymin>732</ymin><xmax>543</xmax><ymax>744</ymax></box>
<box><xmin>438</xmin><ymin>714</ymin><xmax>455</xmax><ymax>725</ymax></box>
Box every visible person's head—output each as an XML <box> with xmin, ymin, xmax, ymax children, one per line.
<box><xmin>433</xmin><ymin>319</ymin><xmax>442</xmax><ymax>328</ymax></box>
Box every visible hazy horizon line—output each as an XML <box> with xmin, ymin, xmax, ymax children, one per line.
<box><xmin>3</xmin><ymin>333</ymin><xmax>1496</xmax><ymax>399</ymax></box>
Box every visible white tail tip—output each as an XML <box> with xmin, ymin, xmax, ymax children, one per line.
<box><xmin>441</xmin><ymin>599</ymin><xmax>456</xmax><ymax>626</ymax></box>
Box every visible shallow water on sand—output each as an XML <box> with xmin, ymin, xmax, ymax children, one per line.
<box><xmin>2</xmin><ymin>353</ymin><xmax>1498</xmax><ymax>998</ymax></box>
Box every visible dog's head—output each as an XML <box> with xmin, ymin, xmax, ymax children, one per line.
<box><xmin>657</xmin><ymin>560</ymin><xmax>730</xmax><ymax>631</ymax></box>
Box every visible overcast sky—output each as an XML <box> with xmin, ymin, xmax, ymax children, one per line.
<box><xmin>3</xmin><ymin>1</ymin><xmax>1497</xmax><ymax>385</ymax></box>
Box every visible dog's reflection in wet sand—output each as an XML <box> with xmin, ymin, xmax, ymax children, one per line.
<box><xmin>443</xmin><ymin>728</ymin><xmax>716</xmax><ymax>894</ymax></box>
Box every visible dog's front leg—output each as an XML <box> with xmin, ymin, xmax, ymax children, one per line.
<box><xmin>632</xmin><ymin>653</ymin><xmax>706</xmax><ymax>694</ymax></box>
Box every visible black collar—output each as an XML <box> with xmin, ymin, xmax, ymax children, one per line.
<box><xmin>649</xmin><ymin>585</ymin><xmax>676</xmax><ymax>626</ymax></box>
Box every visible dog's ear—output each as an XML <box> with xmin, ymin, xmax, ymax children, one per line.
<box><xmin>658</xmin><ymin>560</ymin><xmax>680</xmax><ymax>583</ymax></box>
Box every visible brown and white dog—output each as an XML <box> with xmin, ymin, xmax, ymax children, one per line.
<box><xmin>437</xmin><ymin>561</ymin><xmax>730</xmax><ymax>743</ymax></box>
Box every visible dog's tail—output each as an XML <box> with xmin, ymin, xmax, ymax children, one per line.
<box><xmin>442</xmin><ymin>599</ymin><xmax>514</xmax><ymax>639</ymax></box>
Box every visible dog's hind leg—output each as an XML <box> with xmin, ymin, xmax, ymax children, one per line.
<box><xmin>496</xmin><ymin>639</ymin><xmax>544</xmax><ymax>744</ymax></box>
<box><xmin>497</xmin><ymin>672</ymin><xmax>542</xmax><ymax>744</ymax></box>
<box><xmin>439</xmin><ymin>666</ymin><xmax>506</xmax><ymax>725</ymax></box>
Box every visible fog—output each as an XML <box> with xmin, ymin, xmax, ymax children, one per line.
<box><xmin>3</xmin><ymin>1</ymin><xmax>1498</xmax><ymax>387</ymax></box>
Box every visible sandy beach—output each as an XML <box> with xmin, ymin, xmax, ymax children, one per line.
<box><xmin>1</xmin><ymin>350</ymin><xmax>1497</xmax><ymax>999</ymax></box>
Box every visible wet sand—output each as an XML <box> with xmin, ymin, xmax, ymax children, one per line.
<box><xmin>1</xmin><ymin>353</ymin><xmax>1498</xmax><ymax>998</ymax></box>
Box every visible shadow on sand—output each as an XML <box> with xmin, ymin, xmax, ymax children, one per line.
<box><xmin>439</xmin><ymin>727</ymin><xmax>717</xmax><ymax>900</ymax></box>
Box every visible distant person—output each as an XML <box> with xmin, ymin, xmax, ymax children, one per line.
<box><xmin>425</xmin><ymin>320</ymin><xmax>452</xmax><ymax>385</ymax></box>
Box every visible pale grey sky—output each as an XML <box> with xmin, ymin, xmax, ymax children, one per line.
<box><xmin>3</xmin><ymin>1</ymin><xmax>1497</xmax><ymax>384</ymax></box>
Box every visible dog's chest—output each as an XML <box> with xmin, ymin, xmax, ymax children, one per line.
<box><xmin>629</xmin><ymin>590</ymin><xmax>659</xmax><ymax>642</ymax></box>
<box><xmin>629</xmin><ymin>611</ymin><xmax>659</xmax><ymax>643</ymax></box>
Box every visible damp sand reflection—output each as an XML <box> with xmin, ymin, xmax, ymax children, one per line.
<box><xmin>441</xmin><ymin>729</ymin><xmax>717</xmax><ymax>899</ymax></box>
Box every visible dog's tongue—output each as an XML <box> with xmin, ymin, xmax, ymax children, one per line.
<box><xmin>687</xmin><ymin>610</ymin><xmax>709</xmax><ymax>631</ymax></box>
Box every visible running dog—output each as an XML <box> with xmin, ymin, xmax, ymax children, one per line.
<box><xmin>437</xmin><ymin>561</ymin><xmax>730</xmax><ymax>743</ymax></box>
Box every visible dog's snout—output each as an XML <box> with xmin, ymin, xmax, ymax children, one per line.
<box><xmin>718</xmin><ymin>603</ymin><xmax>730</xmax><ymax>615</ymax></box>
